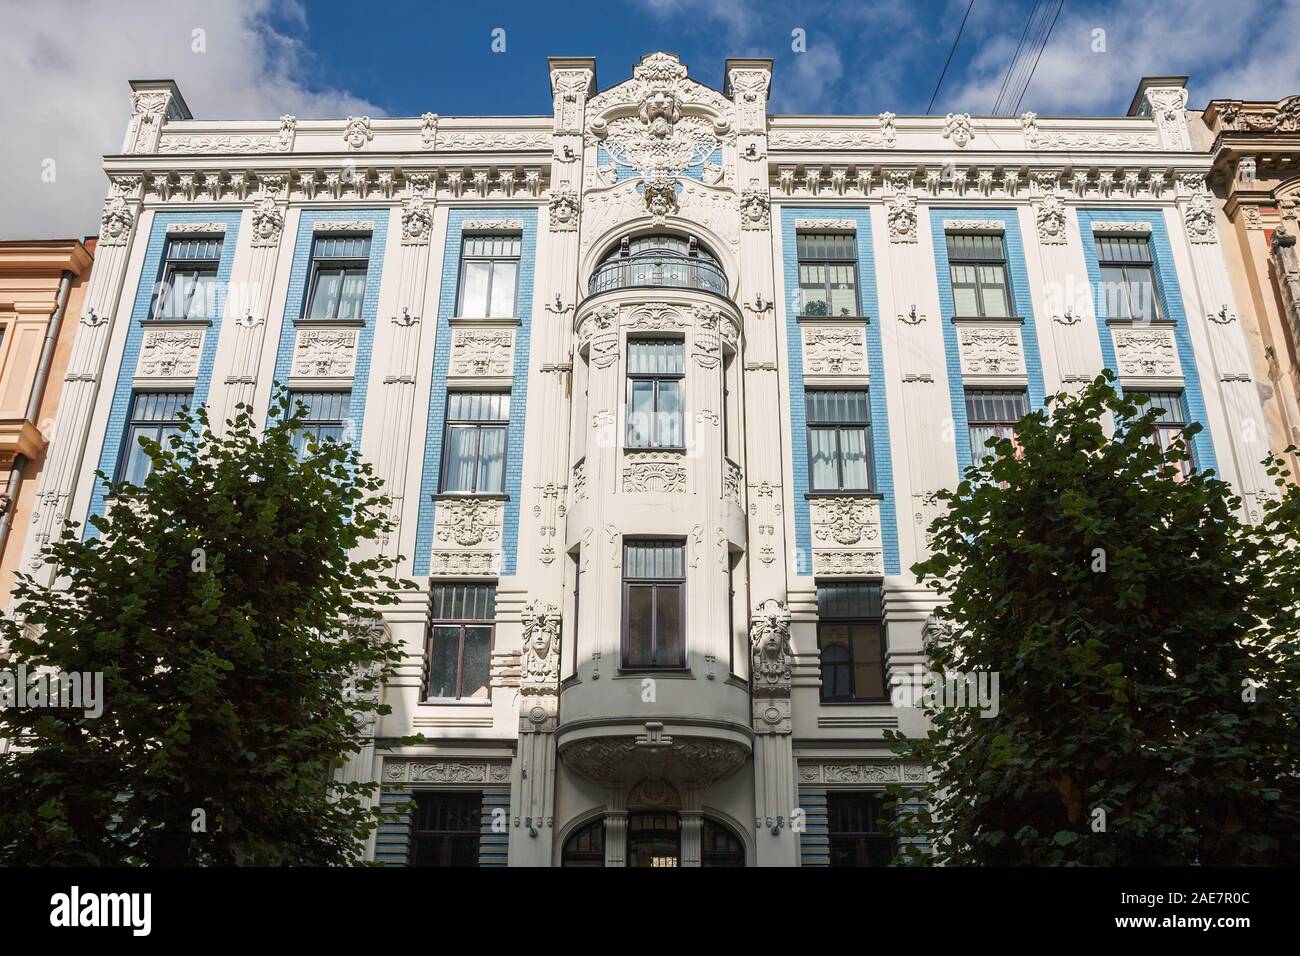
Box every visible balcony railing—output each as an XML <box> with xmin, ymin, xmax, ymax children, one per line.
<box><xmin>588</xmin><ymin>253</ymin><xmax>727</xmax><ymax>298</ymax></box>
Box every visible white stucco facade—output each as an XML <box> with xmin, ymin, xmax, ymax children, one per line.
<box><xmin>22</xmin><ymin>58</ymin><xmax>1273</xmax><ymax>867</ymax></box>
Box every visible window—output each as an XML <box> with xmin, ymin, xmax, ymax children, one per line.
<box><xmin>806</xmin><ymin>390</ymin><xmax>872</xmax><ymax>492</ymax></box>
<box><xmin>797</xmin><ymin>232</ymin><xmax>858</xmax><ymax>317</ymax></box>
<box><xmin>441</xmin><ymin>392</ymin><xmax>509</xmax><ymax>494</ymax></box>
<box><xmin>626</xmin><ymin>340</ymin><xmax>684</xmax><ymax>449</ymax></box>
<box><xmin>305</xmin><ymin>234</ymin><xmax>370</xmax><ymax>320</ymax></box>
<box><xmin>701</xmin><ymin>818</ymin><xmax>745</xmax><ymax>867</ymax></box>
<box><xmin>286</xmin><ymin>390</ymin><xmax>351</xmax><ymax>456</ymax></box>
<box><xmin>947</xmin><ymin>232</ymin><xmax>1012</xmax><ymax>319</ymax></box>
<box><xmin>425</xmin><ymin>584</ymin><xmax>495</xmax><ymax>700</ymax></box>
<box><xmin>1097</xmin><ymin>234</ymin><xmax>1162</xmax><ymax>323</ymax></box>
<box><xmin>561</xmin><ymin>819</ymin><xmax>606</xmax><ymax>867</ymax></box>
<box><xmin>409</xmin><ymin>792</ymin><xmax>481</xmax><ymax>867</ymax></box>
<box><xmin>1141</xmin><ymin>390</ymin><xmax>1195</xmax><ymax>478</ymax></box>
<box><xmin>817</xmin><ymin>583</ymin><xmax>887</xmax><ymax>702</ymax></box>
<box><xmin>965</xmin><ymin>389</ymin><xmax>1029</xmax><ymax>466</ymax></box>
<box><xmin>626</xmin><ymin>812</ymin><xmax>680</xmax><ymax>868</ymax></box>
<box><xmin>154</xmin><ymin>237</ymin><xmax>222</xmax><ymax>321</ymax></box>
<box><xmin>458</xmin><ymin>233</ymin><xmax>520</xmax><ymax>318</ymax></box>
<box><xmin>622</xmin><ymin>541</ymin><xmax>685</xmax><ymax>669</ymax></box>
<box><xmin>828</xmin><ymin>792</ymin><xmax>896</xmax><ymax>867</ymax></box>
<box><xmin>118</xmin><ymin>391</ymin><xmax>191</xmax><ymax>485</ymax></box>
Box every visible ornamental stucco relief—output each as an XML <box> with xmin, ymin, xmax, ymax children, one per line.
<box><xmin>959</xmin><ymin>326</ymin><xmax>1024</xmax><ymax>377</ymax></box>
<box><xmin>1114</xmin><ymin>327</ymin><xmax>1179</xmax><ymax>378</ymax></box>
<box><xmin>811</xmin><ymin>496</ymin><xmax>881</xmax><ymax>547</ymax></box>
<box><xmin>138</xmin><ymin>329</ymin><xmax>203</xmax><ymax>379</ymax></box>
<box><xmin>434</xmin><ymin>497</ymin><xmax>503</xmax><ymax>548</ymax></box>
<box><xmin>802</xmin><ymin>325</ymin><xmax>865</xmax><ymax>376</ymax></box>
<box><xmin>622</xmin><ymin>453</ymin><xmax>687</xmax><ymax>493</ymax></box>
<box><xmin>450</xmin><ymin>328</ymin><xmax>513</xmax><ymax>377</ymax></box>
<box><xmin>292</xmin><ymin>328</ymin><xmax>358</xmax><ymax>378</ymax></box>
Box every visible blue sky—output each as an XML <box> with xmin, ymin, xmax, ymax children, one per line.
<box><xmin>3</xmin><ymin>0</ymin><xmax>1299</xmax><ymax>237</ymax></box>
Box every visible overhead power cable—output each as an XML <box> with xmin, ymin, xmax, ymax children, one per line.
<box><xmin>928</xmin><ymin>0</ymin><xmax>976</xmax><ymax>114</ymax></box>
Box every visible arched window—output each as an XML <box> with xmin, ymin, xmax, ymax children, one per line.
<box><xmin>590</xmin><ymin>234</ymin><xmax>726</xmax><ymax>296</ymax></box>
<box><xmin>820</xmin><ymin>642</ymin><xmax>853</xmax><ymax>700</ymax></box>
<box><xmin>561</xmin><ymin>818</ymin><xmax>605</xmax><ymax>867</ymax></box>
<box><xmin>701</xmin><ymin>818</ymin><xmax>745</xmax><ymax>867</ymax></box>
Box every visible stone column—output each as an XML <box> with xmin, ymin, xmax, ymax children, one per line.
<box><xmin>679</xmin><ymin>809</ymin><xmax>703</xmax><ymax>867</ymax></box>
<box><xmin>749</xmin><ymin>597</ymin><xmax>798</xmax><ymax>866</ymax></box>
<box><xmin>508</xmin><ymin>600</ymin><xmax>562</xmax><ymax>866</ymax></box>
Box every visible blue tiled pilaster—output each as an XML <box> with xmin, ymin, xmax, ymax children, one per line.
<box><xmin>412</xmin><ymin>208</ymin><xmax>538</xmax><ymax>576</ymax></box>
<box><xmin>85</xmin><ymin>210</ymin><xmax>243</xmax><ymax>532</ymax></box>
<box><xmin>928</xmin><ymin>208</ymin><xmax>1047</xmax><ymax>476</ymax></box>
<box><xmin>780</xmin><ymin>207</ymin><xmax>900</xmax><ymax>577</ymax></box>
<box><xmin>1075</xmin><ymin>209</ymin><xmax>1218</xmax><ymax>473</ymax></box>
<box><xmin>267</xmin><ymin>208</ymin><xmax>389</xmax><ymax>442</ymax></box>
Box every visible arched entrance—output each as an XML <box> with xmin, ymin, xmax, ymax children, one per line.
<box><xmin>560</xmin><ymin>811</ymin><xmax>746</xmax><ymax>867</ymax></box>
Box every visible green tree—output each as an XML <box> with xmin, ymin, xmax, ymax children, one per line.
<box><xmin>886</xmin><ymin>372</ymin><xmax>1300</xmax><ymax>865</ymax></box>
<box><xmin>0</xmin><ymin>394</ymin><xmax>406</xmax><ymax>865</ymax></box>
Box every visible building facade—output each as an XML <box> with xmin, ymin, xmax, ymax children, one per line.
<box><xmin>20</xmin><ymin>57</ymin><xmax>1275</xmax><ymax>866</ymax></box>
<box><xmin>1197</xmin><ymin>94</ymin><xmax>1300</xmax><ymax>478</ymax></box>
<box><xmin>0</xmin><ymin>238</ymin><xmax>95</xmax><ymax>601</ymax></box>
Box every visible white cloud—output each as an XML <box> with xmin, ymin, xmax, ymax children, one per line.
<box><xmin>0</xmin><ymin>0</ymin><xmax>382</xmax><ymax>239</ymax></box>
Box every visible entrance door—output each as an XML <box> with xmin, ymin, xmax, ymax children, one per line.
<box><xmin>626</xmin><ymin>812</ymin><xmax>681</xmax><ymax>867</ymax></box>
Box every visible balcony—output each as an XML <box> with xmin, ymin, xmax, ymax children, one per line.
<box><xmin>588</xmin><ymin>252</ymin><xmax>727</xmax><ymax>299</ymax></box>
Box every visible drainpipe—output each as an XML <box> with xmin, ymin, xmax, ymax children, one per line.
<box><xmin>0</xmin><ymin>269</ymin><xmax>74</xmax><ymax>562</ymax></box>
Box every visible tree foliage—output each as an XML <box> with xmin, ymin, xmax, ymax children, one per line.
<box><xmin>887</xmin><ymin>372</ymin><xmax>1300</xmax><ymax>865</ymax></box>
<box><xmin>0</xmin><ymin>394</ymin><xmax>405</xmax><ymax>865</ymax></box>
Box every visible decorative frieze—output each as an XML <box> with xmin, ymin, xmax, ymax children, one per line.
<box><xmin>622</xmin><ymin>452</ymin><xmax>687</xmax><ymax>493</ymax></box>
<box><xmin>1114</xmin><ymin>327</ymin><xmax>1179</xmax><ymax>378</ymax></box>
<box><xmin>292</xmin><ymin>328</ymin><xmax>358</xmax><ymax>378</ymax></box>
<box><xmin>449</xmin><ymin>327</ymin><xmax>514</xmax><ymax>377</ymax></box>
<box><xmin>811</xmin><ymin>496</ymin><xmax>881</xmax><ymax>547</ymax></box>
<box><xmin>802</xmin><ymin>324</ymin><xmax>865</xmax><ymax>377</ymax></box>
<box><xmin>958</xmin><ymin>325</ymin><xmax>1025</xmax><ymax>377</ymax></box>
<box><xmin>382</xmin><ymin>758</ymin><xmax>511</xmax><ymax>785</ymax></box>
<box><xmin>797</xmin><ymin>760</ymin><xmax>925</xmax><ymax>785</ymax></box>
<box><xmin>813</xmin><ymin>549</ymin><xmax>885</xmax><ymax>577</ymax></box>
<box><xmin>944</xmin><ymin>219</ymin><xmax>1005</xmax><ymax>232</ymax></box>
<box><xmin>1091</xmin><ymin>221</ymin><xmax>1152</xmax><ymax>235</ymax></box>
<box><xmin>137</xmin><ymin>328</ymin><xmax>203</xmax><ymax>379</ymax></box>
<box><xmin>428</xmin><ymin>549</ymin><xmax>500</xmax><ymax>576</ymax></box>
<box><xmin>434</xmin><ymin>497</ymin><xmax>503</xmax><ymax>548</ymax></box>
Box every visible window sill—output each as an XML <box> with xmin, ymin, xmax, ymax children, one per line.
<box><xmin>419</xmin><ymin>698</ymin><xmax>493</xmax><ymax>706</ymax></box>
<box><xmin>819</xmin><ymin>698</ymin><xmax>893</xmax><ymax>706</ymax></box>
<box><xmin>623</xmin><ymin>446</ymin><xmax>687</xmax><ymax>455</ymax></box>
<box><xmin>614</xmin><ymin>668</ymin><xmax>693</xmax><ymax>678</ymax></box>
<box><xmin>432</xmin><ymin>492</ymin><xmax>510</xmax><ymax>501</ymax></box>
<box><xmin>797</xmin><ymin>314</ymin><xmax>871</xmax><ymax>324</ymax></box>
<box><xmin>293</xmin><ymin>316</ymin><xmax>366</xmax><ymax>328</ymax></box>
<box><xmin>805</xmin><ymin>490</ymin><xmax>883</xmax><ymax>499</ymax></box>
<box><xmin>141</xmin><ymin>317</ymin><xmax>213</xmax><ymax>328</ymax></box>
<box><xmin>950</xmin><ymin>315</ymin><xmax>1024</xmax><ymax>325</ymax></box>
<box><xmin>449</xmin><ymin>315</ymin><xmax>522</xmax><ymax>327</ymax></box>
<box><xmin>1104</xmin><ymin>316</ymin><xmax>1174</xmax><ymax>327</ymax></box>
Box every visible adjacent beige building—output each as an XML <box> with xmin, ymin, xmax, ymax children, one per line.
<box><xmin>1197</xmin><ymin>95</ymin><xmax>1300</xmax><ymax>477</ymax></box>
<box><xmin>0</xmin><ymin>239</ymin><xmax>95</xmax><ymax>600</ymax></box>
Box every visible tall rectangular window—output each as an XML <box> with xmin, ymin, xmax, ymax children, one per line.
<box><xmin>1097</xmin><ymin>235</ymin><xmax>1163</xmax><ymax>323</ymax></box>
<box><xmin>947</xmin><ymin>232</ymin><xmax>1012</xmax><ymax>318</ymax></box>
<box><xmin>622</xmin><ymin>541</ymin><xmax>686</xmax><ymax>669</ymax></box>
<box><xmin>153</xmin><ymin>237</ymin><xmax>222</xmax><ymax>321</ymax></box>
<box><xmin>807</xmin><ymin>390</ymin><xmax>872</xmax><ymax>492</ymax></box>
<box><xmin>458</xmin><ymin>233</ymin><xmax>520</xmax><ymax>318</ymax></box>
<box><xmin>797</xmin><ymin>232</ymin><xmax>858</xmax><ymax>317</ymax></box>
<box><xmin>828</xmin><ymin>792</ymin><xmax>896</xmax><ymax>867</ymax></box>
<box><xmin>409</xmin><ymin>792</ymin><xmax>481</xmax><ymax>867</ymax></box>
<box><xmin>441</xmin><ymin>391</ymin><xmax>509</xmax><ymax>494</ymax></box>
<box><xmin>1141</xmin><ymin>390</ymin><xmax>1194</xmax><ymax>478</ymax></box>
<box><xmin>118</xmin><ymin>391</ymin><xmax>191</xmax><ymax>485</ymax></box>
<box><xmin>817</xmin><ymin>582</ymin><xmax>887</xmax><ymax>702</ymax></box>
<box><xmin>626</xmin><ymin>340</ymin><xmax>684</xmax><ymax>449</ymax></box>
<box><xmin>425</xmin><ymin>583</ymin><xmax>495</xmax><ymax>700</ymax></box>
<box><xmin>965</xmin><ymin>389</ymin><xmax>1028</xmax><ymax>466</ymax></box>
<box><xmin>286</xmin><ymin>390</ymin><xmax>351</xmax><ymax>456</ymax></box>
<box><xmin>305</xmin><ymin>234</ymin><xmax>370</xmax><ymax>320</ymax></box>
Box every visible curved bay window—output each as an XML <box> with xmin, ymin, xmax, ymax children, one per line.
<box><xmin>589</xmin><ymin>234</ymin><xmax>726</xmax><ymax>296</ymax></box>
